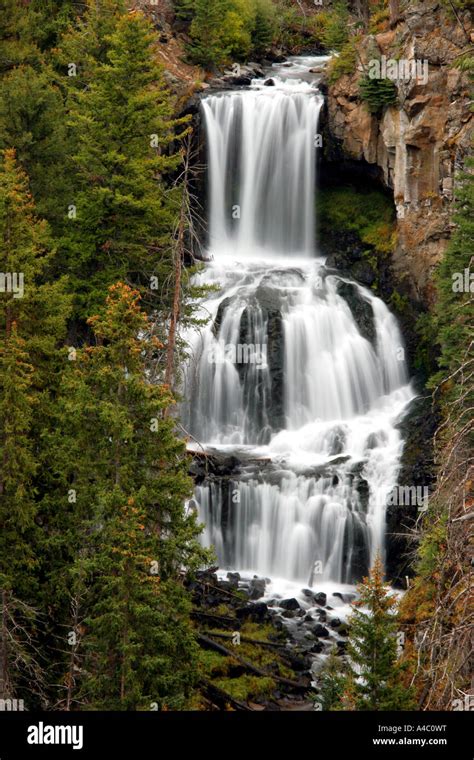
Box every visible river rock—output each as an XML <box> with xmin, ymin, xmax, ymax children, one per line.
<box><xmin>313</xmin><ymin>592</ymin><xmax>327</xmax><ymax>607</ymax></box>
<box><xmin>313</xmin><ymin>624</ymin><xmax>330</xmax><ymax>638</ymax></box>
<box><xmin>249</xmin><ymin>577</ymin><xmax>266</xmax><ymax>599</ymax></box>
<box><xmin>279</xmin><ymin>597</ymin><xmax>301</xmax><ymax>611</ymax></box>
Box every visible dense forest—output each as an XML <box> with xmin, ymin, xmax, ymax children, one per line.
<box><xmin>0</xmin><ymin>0</ymin><xmax>472</xmax><ymax>716</ymax></box>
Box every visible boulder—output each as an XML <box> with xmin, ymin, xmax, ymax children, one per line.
<box><xmin>279</xmin><ymin>597</ymin><xmax>301</xmax><ymax>611</ymax></box>
<box><xmin>313</xmin><ymin>624</ymin><xmax>330</xmax><ymax>638</ymax></box>
<box><xmin>313</xmin><ymin>592</ymin><xmax>327</xmax><ymax>607</ymax></box>
<box><xmin>249</xmin><ymin>577</ymin><xmax>266</xmax><ymax>600</ymax></box>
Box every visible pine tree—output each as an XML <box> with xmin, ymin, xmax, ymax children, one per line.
<box><xmin>346</xmin><ymin>556</ymin><xmax>415</xmax><ymax>710</ymax></box>
<box><xmin>189</xmin><ymin>0</ymin><xmax>232</xmax><ymax>69</ymax></box>
<box><xmin>316</xmin><ymin>649</ymin><xmax>349</xmax><ymax>710</ymax></box>
<box><xmin>0</xmin><ymin>65</ymin><xmax>72</xmax><ymax>232</ymax></box>
<box><xmin>0</xmin><ymin>149</ymin><xmax>70</xmax><ymax>704</ymax></box>
<box><xmin>252</xmin><ymin>0</ymin><xmax>275</xmax><ymax>56</ymax></box>
<box><xmin>63</xmin><ymin>10</ymin><xmax>189</xmax><ymax>323</ymax></box>
<box><xmin>44</xmin><ymin>283</ymin><xmax>209</xmax><ymax>709</ymax></box>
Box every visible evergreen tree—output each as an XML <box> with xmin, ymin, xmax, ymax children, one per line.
<box><xmin>345</xmin><ymin>556</ymin><xmax>415</xmax><ymax>710</ymax></box>
<box><xmin>0</xmin><ymin>149</ymin><xmax>70</xmax><ymax>703</ymax></box>
<box><xmin>63</xmin><ymin>11</ymin><xmax>189</xmax><ymax>322</ymax></box>
<box><xmin>432</xmin><ymin>156</ymin><xmax>473</xmax><ymax>382</ymax></box>
<box><xmin>252</xmin><ymin>0</ymin><xmax>276</xmax><ymax>56</ymax></box>
<box><xmin>0</xmin><ymin>65</ymin><xmax>72</xmax><ymax>232</ymax></box>
<box><xmin>189</xmin><ymin>0</ymin><xmax>233</xmax><ymax>69</ymax></box>
<box><xmin>316</xmin><ymin>649</ymin><xmax>349</xmax><ymax>710</ymax></box>
<box><xmin>43</xmin><ymin>283</ymin><xmax>209</xmax><ymax>709</ymax></box>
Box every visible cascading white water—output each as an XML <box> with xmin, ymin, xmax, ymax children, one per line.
<box><xmin>184</xmin><ymin>60</ymin><xmax>414</xmax><ymax>587</ymax></box>
<box><xmin>203</xmin><ymin>81</ymin><xmax>322</xmax><ymax>256</ymax></box>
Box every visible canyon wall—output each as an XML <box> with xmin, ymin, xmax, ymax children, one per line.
<box><xmin>326</xmin><ymin>1</ymin><xmax>472</xmax><ymax>305</ymax></box>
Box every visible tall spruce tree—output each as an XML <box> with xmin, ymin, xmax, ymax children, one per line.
<box><xmin>63</xmin><ymin>10</ymin><xmax>189</xmax><ymax>322</ymax></box>
<box><xmin>189</xmin><ymin>0</ymin><xmax>233</xmax><ymax>68</ymax></box>
<box><xmin>43</xmin><ymin>283</ymin><xmax>209</xmax><ymax>709</ymax></box>
<box><xmin>0</xmin><ymin>149</ymin><xmax>70</xmax><ymax>704</ymax></box>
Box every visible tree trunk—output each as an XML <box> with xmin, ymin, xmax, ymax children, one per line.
<box><xmin>389</xmin><ymin>0</ymin><xmax>400</xmax><ymax>26</ymax></box>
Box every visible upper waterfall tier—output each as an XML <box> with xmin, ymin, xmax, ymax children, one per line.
<box><xmin>202</xmin><ymin>81</ymin><xmax>324</xmax><ymax>258</ymax></box>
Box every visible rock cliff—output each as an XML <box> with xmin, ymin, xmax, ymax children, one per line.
<box><xmin>326</xmin><ymin>1</ymin><xmax>472</xmax><ymax>305</ymax></box>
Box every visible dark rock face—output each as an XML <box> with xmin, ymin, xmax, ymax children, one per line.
<box><xmin>336</xmin><ymin>281</ymin><xmax>376</xmax><ymax>345</ymax></box>
<box><xmin>211</xmin><ymin>286</ymin><xmax>286</xmax><ymax>440</ymax></box>
<box><xmin>385</xmin><ymin>394</ymin><xmax>440</xmax><ymax>587</ymax></box>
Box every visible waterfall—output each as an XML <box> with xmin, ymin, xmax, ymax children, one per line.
<box><xmin>184</xmin><ymin>59</ymin><xmax>414</xmax><ymax>588</ymax></box>
<box><xmin>202</xmin><ymin>84</ymin><xmax>322</xmax><ymax>256</ymax></box>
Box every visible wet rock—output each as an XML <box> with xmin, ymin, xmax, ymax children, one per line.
<box><xmin>330</xmin><ymin>618</ymin><xmax>342</xmax><ymax>629</ymax></box>
<box><xmin>236</xmin><ymin>602</ymin><xmax>269</xmax><ymax>623</ymax></box>
<box><xmin>279</xmin><ymin>597</ymin><xmax>301</xmax><ymax>611</ymax></box>
<box><xmin>332</xmin><ymin>591</ymin><xmax>356</xmax><ymax>604</ymax></box>
<box><xmin>337</xmin><ymin>281</ymin><xmax>376</xmax><ymax>345</ymax></box>
<box><xmin>284</xmin><ymin>651</ymin><xmax>312</xmax><ymax>671</ymax></box>
<box><xmin>226</xmin><ymin>571</ymin><xmax>241</xmax><ymax>589</ymax></box>
<box><xmin>264</xmin><ymin>78</ymin><xmax>276</xmax><ymax>86</ymax></box>
<box><xmin>249</xmin><ymin>577</ymin><xmax>266</xmax><ymax>600</ymax></box>
<box><xmin>313</xmin><ymin>624</ymin><xmax>330</xmax><ymax>638</ymax></box>
<box><xmin>313</xmin><ymin>592</ymin><xmax>327</xmax><ymax>607</ymax></box>
<box><xmin>351</xmin><ymin>259</ymin><xmax>377</xmax><ymax>287</ymax></box>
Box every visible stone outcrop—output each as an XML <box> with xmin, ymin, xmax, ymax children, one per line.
<box><xmin>326</xmin><ymin>1</ymin><xmax>473</xmax><ymax>305</ymax></box>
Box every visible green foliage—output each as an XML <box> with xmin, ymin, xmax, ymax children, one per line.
<box><xmin>186</xmin><ymin>0</ymin><xmax>278</xmax><ymax>67</ymax></box>
<box><xmin>0</xmin><ymin>65</ymin><xmax>72</xmax><ymax>232</ymax></box>
<box><xmin>318</xmin><ymin>186</ymin><xmax>396</xmax><ymax>256</ymax></box>
<box><xmin>0</xmin><ymin>149</ymin><xmax>70</xmax><ymax>701</ymax></box>
<box><xmin>327</xmin><ymin>40</ymin><xmax>358</xmax><ymax>83</ymax></box>
<box><xmin>214</xmin><ymin>674</ymin><xmax>275</xmax><ymax>701</ymax></box>
<box><xmin>317</xmin><ymin>650</ymin><xmax>349</xmax><ymax>710</ymax></box>
<box><xmin>359</xmin><ymin>74</ymin><xmax>398</xmax><ymax>114</ymax></box>
<box><xmin>431</xmin><ymin>157</ymin><xmax>474</xmax><ymax>388</ymax></box>
<box><xmin>43</xmin><ymin>283</ymin><xmax>209</xmax><ymax>709</ymax></box>
<box><xmin>345</xmin><ymin>557</ymin><xmax>416</xmax><ymax>710</ymax></box>
<box><xmin>252</xmin><ymin>0</ymin><xmax>276</xmax><ymax>55</ymax></box>
<box><xmin>61</xmin><ymin>10</ymin><xmax>189</xmax><ymax>321</ymax></box>
<box><xmin>319</xmin><ymin>1</ymin><xmax>350</xmax><ymax>51</ymax></box>
<box><xmin>189</xmin><ymin>0</ymin><xmax>234</xmax><ymax>68</ymax></box>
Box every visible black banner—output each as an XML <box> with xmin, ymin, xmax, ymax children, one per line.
<box><xmin>0</xmin><ymin>711</ymin><xmax>471</xmax><ymax>758</ymax></box>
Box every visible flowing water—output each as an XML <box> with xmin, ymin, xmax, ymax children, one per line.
<box><xmin>184</xmin><ymin>57</ymin><xmax>414</xmax><ymax>591</ymax></box>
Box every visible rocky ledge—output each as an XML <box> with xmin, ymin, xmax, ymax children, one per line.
<box><xmin>324</xmin><ymin>0</ymin><xmax>472</xmax><ymax>306</ymax></box>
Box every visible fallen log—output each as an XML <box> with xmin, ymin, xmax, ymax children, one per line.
<box><xmin>202</xmin><ymin>630</ymin><xmax>287</xmax><ymax>649</ymax></box>
<box><xmin>191</xmin><ymin>611</ymin><xmax>238</xmax><ymax>627</ymax></box>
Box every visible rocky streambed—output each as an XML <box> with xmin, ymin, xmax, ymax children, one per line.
<box><xmin>188</xmin><ymin>567</ymin><xmax>356</xmax><ymax>711</ymax></box>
